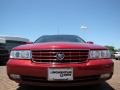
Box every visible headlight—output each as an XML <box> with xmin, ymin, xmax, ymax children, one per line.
<box><xmin>89</xmin><ymin>50</ymin><xmax>111</xmax><ymax>59</ymax></box>
<box><xmin>10</xmin><ymin>50</ymin><xmax>32</xmax><ymax>59</ymax></box>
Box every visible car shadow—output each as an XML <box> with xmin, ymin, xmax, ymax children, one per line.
<box><xmin>17</xmin><ymin>82</ymin><xmax>115</xmax><ymax>90</ymax></box>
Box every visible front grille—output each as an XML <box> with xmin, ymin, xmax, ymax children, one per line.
<box><xmin>32</xmin><ymin>49</ymin><xmax>89</xmax><ymax>63</ymax></box>
<box><xmin>21</xmin><ymin>75</ymin><xmax>46</xmax><ymax>82</ymax></box>
<box><xmin>21</xmin><ymin>75</ymin><xmax>100</xmax><ymax>82</ymax></box>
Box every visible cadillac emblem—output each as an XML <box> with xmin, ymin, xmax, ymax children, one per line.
<box><xmin>56</xmin><ymin>52</ymin><xmax>65</xmax><ymax>61</ymax></box>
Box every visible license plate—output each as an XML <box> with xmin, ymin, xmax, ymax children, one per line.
<box><xmin>48</xmin><ymin>68</ymin><xmax>73</xmax><ymax>81</ymax></box>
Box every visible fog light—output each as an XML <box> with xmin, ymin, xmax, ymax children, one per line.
<box><xmin>100</xmin><ymin>73</ymin><xmax>111</xmax><ymax>79</ymax></box>
<box><xmin>9</xmin><ymin>74</ymin><xmax>21</xmax><ymax>79</ymax></box>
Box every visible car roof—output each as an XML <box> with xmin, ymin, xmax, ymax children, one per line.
<box><xmin>0</xmin><ymin>36</ymin><xmax>29</xmax><ymax>42</ymax></box>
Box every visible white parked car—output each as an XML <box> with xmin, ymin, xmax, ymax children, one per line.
<box><xmin>114</xmin><ymin>52</ymin><xmax>120</xmax><ymax>60</ymax></box>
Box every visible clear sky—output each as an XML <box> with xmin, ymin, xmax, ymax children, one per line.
<box><xmin>0</xmin><ymin>0</ymin><xmax>120</xmax><ymax>49</ymax></box>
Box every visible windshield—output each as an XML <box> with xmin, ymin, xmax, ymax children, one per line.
<box><xmin>35</xmin><ymin>35</ymin><xmax>86</xmax><ymax>43</ymax></box>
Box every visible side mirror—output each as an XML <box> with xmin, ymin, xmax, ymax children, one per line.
<box><xmin>87</xmin><ymin>41</ymin><xmax>94</xmax><ymax>44</ymax></box>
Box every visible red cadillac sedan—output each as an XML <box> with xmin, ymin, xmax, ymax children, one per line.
<box><xmin>7</xmin><ymin>35</ymin><xmax>114</xmax><ymax>86</ymax></box>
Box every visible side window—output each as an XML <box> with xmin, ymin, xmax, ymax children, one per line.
<box><xmin>0</xmin><ymin>43</ymin><xmax>6</xmax><ymax>49</ymax></box>
<box><xmin>6</xmin><ymin>40</ymin><xmax>25</xmax><ymax>51</ymax></box>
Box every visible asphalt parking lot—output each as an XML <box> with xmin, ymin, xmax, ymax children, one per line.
<box><xmin>0</xmin><ymin>60</ymin><xmax>120</xmax><ymax>90</ymax></box>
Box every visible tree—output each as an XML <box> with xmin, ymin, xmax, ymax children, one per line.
<box><xmin>105</xmin><ymin>46</ymin><xmax>116</xmax><ymax>53</ymax></box>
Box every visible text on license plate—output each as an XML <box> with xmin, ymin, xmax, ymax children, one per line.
<box><xmin>48</xmin><ymin>68</ymin><xmax>73</xmax><ymax>81</ymax></box>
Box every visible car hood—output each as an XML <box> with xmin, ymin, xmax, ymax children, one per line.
<box><xmin>13</xmin><ymin>42</ymin><xmax>107</xmax><ymax>50</ymax></box>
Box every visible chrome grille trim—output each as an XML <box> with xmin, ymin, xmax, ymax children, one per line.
<box><xmin>32</xmin><ymin>49</ymin><xmax>89</xmax><ymax>63</ymax></box>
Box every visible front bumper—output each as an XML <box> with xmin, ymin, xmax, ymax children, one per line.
<box><xmin>114</xmin><ymin>55</ymin><xmax>120</xmax><ymax>58</ymax></box>
<box><xmin>7</xmin><ymin>59</ymin><xmax>114</xmax><ymax>86</ymax></box>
